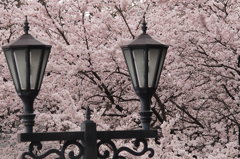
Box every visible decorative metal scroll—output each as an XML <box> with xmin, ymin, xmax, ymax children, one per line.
<box><xmin>21</xmin><ymin>140</ymin><xmax>84</xmax><ymax>159</ymax></box>
<box><xmin>97</xmin><ymin>138</ymin><xmax>154</xmax><ymax>159</ymax></box>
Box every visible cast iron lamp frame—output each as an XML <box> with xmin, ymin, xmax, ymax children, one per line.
<box><xmin>2</xmin><ymin>17</ymin><xmax>51</xmax><ymax>133</ymax></box>
<box><xmin>2</xmin><ymin>17</ymin><xmax>168</xmax><ymax>159</ymax></box>
<box><xmin>121</xmin><ymin>16</ymin><xmax>168</xmax><ymax>130</ymax></box>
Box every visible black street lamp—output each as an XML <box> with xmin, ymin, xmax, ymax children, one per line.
<box><xmin>2</xmin><ymin>17</ymin><xmax>51</xmax><ymax>133</ymax></box>
<box><xmin>121</xmin><ymin>16</ymin><xmax>168</xmax><ymax>130</ymax></box>
<box><xmin>2</xmin><ymin>17</ymin><xmax>168</xmax><ymax>159</ymax></box>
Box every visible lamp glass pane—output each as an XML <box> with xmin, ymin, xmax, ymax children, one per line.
<box><xmin>38</xmin><ymin>49</ymin><xmax>50</xmax><ymax>89</ymax></box>
<box><xmin>4</xmin><ymin>50</ymin><xmax>19</xmax><ymax>90</ymax></box>
<box><xmin>14</xmin><ymin>49</ymin><xmax>27</xmax><ymax>90</ymax></box>
<box><xmin>30</xmin><ymin>49</ymin><xmax>42</xmax><ymax>89</ymax></box>
<box><xmin>148</xmin><ymin>49</ymin><xmax>160</xmax><ymax>87</ymax></box>
<box><xmin>155</xmin><ymin>48</ymin><xmax>167</xmax><ymax>88</ymax></box>
<box><xmin>133</xmin><ymin>49</ymin><xmax>145</xmax><ymax>88</ymax></box>
<box><xmin>123</xmin><ymin>49</ymin><xmax>137</xmax><ymax>87</ymax></box>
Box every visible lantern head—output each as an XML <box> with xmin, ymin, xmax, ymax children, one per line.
<box><xmin>121</xmin><ymin>18</ymin><xmax>168</xmax><ymax>99</ymax></box>
<box><xmin>2</xmin><ymin>17</ymin><xmax>51</xmax><ymax>98</ymax></box>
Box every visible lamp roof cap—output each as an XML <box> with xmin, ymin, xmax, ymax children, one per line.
<box><xmin>121</xmin><ymin>33</ymin><xmax>169</xmax><ymax>48</ymax></box>
<box><xmin>2</xmin><ymin>34</ymin><xmax>51</xmax><ymax>49</ymax></box>
<box><xmin>2</xmin><ymin>16</ymin><xmax>51</xmax><ymax>49</ymax></box>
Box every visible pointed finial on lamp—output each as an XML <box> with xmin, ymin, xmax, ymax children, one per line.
<box><xmin>141</xmin><ymin>15</ymin><xmax>147</xmax><ymax>34</ymax></box>
<box><xmin>85</xmin><ymin>106</ymin><xmax>91</xmax><ymax>121</ymax></box>
<box><xmin>24</xmin><ymin>16</ymin><xmax>29</xmax><ymax>34</ymax></box>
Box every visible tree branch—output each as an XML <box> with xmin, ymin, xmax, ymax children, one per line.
<box><xmin>169</xmin><ymin>100</ymin><xmax>204</xmax><ymax>128</ymax></box>
<box><xmin>115</xmin><ymin>5</ymin><xmax>135</xmax><ymax>39</ymax></box>
<box><xmin>39</xmin><ymin>0</ymin><xmax>70</xmax><ymax>45</ymax></box>
<box><xmin>153</xmin><ymin>93</ymin><xmax>166</xmax><ymax>122</ymax></box>
<box><xmin>222</xmin><ymin>84</ymin><xmax>235</xmax><ymax>100</ymax></box>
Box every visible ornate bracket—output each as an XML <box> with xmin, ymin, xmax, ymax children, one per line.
<box><xmin>21</xmin><ymin>141</ymin><xmax>84</xmax><ymax>159</ymax></box>
<box><xmin>97</xmin><ymin>138</ymin><xmax>154</xmax><ymax>159</ymax></box>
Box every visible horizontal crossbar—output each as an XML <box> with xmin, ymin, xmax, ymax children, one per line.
<box><xmin>18</xmin><ymin>131</ymin><xmax>85</xmax><ymax>142</ymax></box>
<box><xmin>97</xmin><ymin>129</ymin><xmax>158</xmax><ymax>140</ymax></box>
<box><xmin>18</xmin><ymin>129</ymin><xmax>158</xmax><ymax>142</ymax></box>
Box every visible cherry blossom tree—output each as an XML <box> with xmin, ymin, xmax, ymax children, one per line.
<box><xmin>0</xmin><ymin>0</ymin><xmax>239</xmax><ymax>158</ymax></box>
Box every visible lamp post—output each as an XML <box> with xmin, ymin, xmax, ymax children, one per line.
<box><xmin>2</xmin><ymin>16</ymin><xmax>51</xmax><ymax>133</ymax></box>
<box><xmin>121</xmin><ymin>16</ymin><xmax>168</xmax><ymax>130</ymax></box>
<box><xmin>2</xmin><ymin>17</ymin><xmax>168</xmax><ymax>159</ymax></box>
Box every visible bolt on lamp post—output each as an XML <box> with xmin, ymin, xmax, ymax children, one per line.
<box><xmin>2</xmin><ymin>16</ymin><xmax>51</xmax><ymax>133</ymax></box>
<box><xmin>2</xmin><ymin>17</ymin><xmax>168</xmax><ymax>159</ymax></box>
<box><xmin>121</xmin><ymin>16</ymin><xmax>168</xmax><ymax>130</ymax></box>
